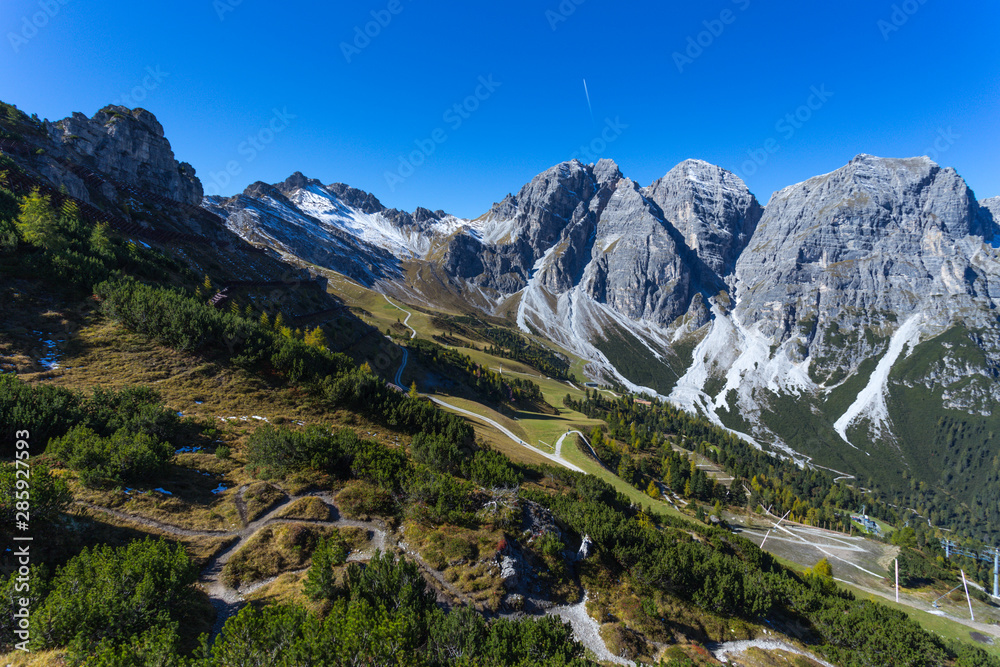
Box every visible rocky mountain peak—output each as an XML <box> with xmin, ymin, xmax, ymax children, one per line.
<box><xmin>326</xmin><ymin>182</ymin><xmax>387</xmax><ymax>215</ymax></box>
<box><xmin>734</xmin><ymin>154</ymin><xmax>984</xmax><ymax>345</ymax></box>
<box><xmin>241</xmin><ymin>181</ymin><xmax>295</xmax><ymax>208</ymax></box>
<box><xmin>486</xmin><ymin>193</ymin><xmax>518</xmax><ymax>221</ymax></box>
<box><xmin>593</xmin><ymin>158</ymin><xmax>623</xmax><ymax>188</ymax></box>
<box><xmin>276</xmin><ymin>171</ymin><xmax>324</xmax><ymax>195</ymax></box>
<box><xmin>642</xmin><ymin>159</ymin><xmax>762</xmax><ymax>276</ymax></box>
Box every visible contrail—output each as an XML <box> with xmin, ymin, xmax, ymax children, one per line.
<box><xmin>583</xmin><ymin>79</ymin><xmax>594</xmax><ymax>125</ymax></box>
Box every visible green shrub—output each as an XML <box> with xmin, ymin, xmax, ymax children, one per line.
<box><xmin>46</xmin><ymin>425</ymin><xmax>173</xmax><ymax>488</ymax></box>
<box><xmin>0</xmin><ymin>462</ymin><xmax>70</xmax><ymax>526</ymax></box>
<box><xmin>30</xmin><ymin>538</ymin><xmax>197</xmax><ymax>653</ymax></box>
<box><xmin>464</xmin><ymin>448</ymin><xmax>522</xmax><ymax>488</ymax></box>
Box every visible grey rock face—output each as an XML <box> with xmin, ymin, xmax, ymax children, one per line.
<box><xmin>40</xmin><ymin>106</ymin><xmax>202</xmax><ymax>205</ymax></box>
<box><xmin>475</xmin><ymin>160</ymin><xmax>601</xmax><ymax>292</ymax></box>
<box><xmin>734</xmin><ymin>155</ymin><xmax>982</xmax><ymax>345</ymax></box>
<box><xmin>643</xmin><ymin>159</ymin><xmax>762</xmax><ymax>276</ymax></box>
<box><xmin>466</xmin><ymin>159</ymin><xmax>734</xmax><ymax>329</ymax></box>
<box><xmin>980</xmin><ymin>197</ymin><xmax>1000</xmax><ymax>241</ymax></box>
<box><xmin>577</xmin><ymin>178</ymin><xmax>696</xmax><ymax>325</ymax></box>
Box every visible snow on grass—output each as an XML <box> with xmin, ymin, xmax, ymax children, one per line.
<box><xmin>33</xmin><ymin>331</ymin><xmax>64</xmax><ymax>370</ymax></box>
<box><xmin>833</xmin><ymin>312</ymin><xmax>924</xmax><ymax>449</ymax></box>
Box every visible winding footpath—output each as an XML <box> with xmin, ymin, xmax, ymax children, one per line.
<box><xmin>79</xmin><ymin>488</ymin><xmax>628</xmax><ymax>661</ymax></box>
<box><xmin>80</xmin><ymin>488</ymin><xmax>394</xmax><ymax>639</ymax></box>
<box><xmin>385</xmin><ymin>323</ymin><xmax>584</xmax><ymax>474</ymax></box>
<box><xmin>555</xmin><ymin>430</ymin><xmax>603</xmax><ymax>465</ymax></box>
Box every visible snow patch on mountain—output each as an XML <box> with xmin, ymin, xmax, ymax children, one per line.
<box><xmin>833</xmin><ymin>312</ymin><xmax>925</xmax><ymax>449</ymax></box>
<box><xmin>290</xmin><ymin>185</ymin><xmax>433</xmax><ymax>258</ymax></box>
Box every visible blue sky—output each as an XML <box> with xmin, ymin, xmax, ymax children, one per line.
<box><xmin>3</xmin><ymin>0</ymin><xmax>998</xmax><ymax>217</ymax></box>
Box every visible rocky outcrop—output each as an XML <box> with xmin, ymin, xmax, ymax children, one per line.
<box><xmin>472</xmin><ymin>160</ymin><xmax>602</xmax><ymax>293</ymax></box>
<box><xmin>980</xmin><ymin>197</ymin><xmax>1000</xmax><ymax>239</ymax></box>
<box><xmin>39</xmin><ymin>106</ymin><xmax>202</xmax><ymax>205</ymax></box>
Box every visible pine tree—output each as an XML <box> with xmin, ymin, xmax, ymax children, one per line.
<box><xmin>202</xmin><ymin>274</ymin><xmax>213</xmax><ymax>294</ymax></box>
<box><xmin>646</xmin><ymin>480</ymin><xmax>661</xmax><ymax>500</ymax></box>
<box><xmin>89</xmin><ymin>222</ymin><xmax>113</xmax><ymax>257</ymax></box>
<box><xmin>230</xmin><ymin>300</ymin><xmax>241</xmax><ymax>316</ymax></box>
<box><xmin>259</xmin><ymin>312</ymin><xmax>270</xmax><ymax>328</ymax></box>
<box><xmin>304</xmin><ymin>535</ymin><xmax>347</xmax><ymax>601</ymax></box>
<box><xmin>273</xmin><ymin>312</ymin><xmax>285</xmax><ymax>331</ymax></box>
<box><xmin>304</xmin><ymin>327</ymin><xmax>327</xmax><ymax>350</ymax></box>
<box><xmin>409</xmin><ymin>381</ymin><xmax>419</xmax><ymax>398</ymax></box>
<box><xmin>15</xmin><ymin>188</ymin><xmax>60</xmax><ymax>249</ymax></box>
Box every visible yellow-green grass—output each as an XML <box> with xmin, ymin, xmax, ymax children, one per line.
<box><xmin>431</xmin><ymin>394</ymin><xmax>531</xmax><ymax>442</ymax></box>
<box><xmin>68</xmin><ymin>466</ymin><xmax>243</xmax><ymax>533</ymax></box>
<box><xmin>0</xmin><ymin>649</ymin><xmax>68</xmax><ymax>666</ymax></box>
<box><xmin>405</xmin><ymin>522</ymin><xmax>507</xmax><ymax>611</ymax></box>
<box><xmin>326</xmin><ymin>273</ymin><xmax>450</xmax><ymax>340</ymax></box>
<box><xmin>244</xmin><ymin>569</ymin><xmax>313</xmax><ymax>607</ymax></box>
<box><xmin>274</xmin><ymin>496</ymin><xmax>333</xmax><ymax>521</ymax></box>
<box><xmin>469</xmin><ymin>422</ymin><xmax>557</xmax><ymax>469</ymax></box>
<box><xmin>837</xmin><ymin>581</ymin><xmax>1000</xmax><ymax>658</ymax></box>
<box><xmin>222</xmin><ymin>524</ymin><xmax>369</xmax><ymax>588</ymax></box>
<box><xmin>55</xmin><ymin>503</ymin><xmax>235</xmax><ymax>569</ymax></box>
<box><xmin>326</xmin><ymin>271</ymin><xmax>596</xmax><ymax>390</ymax></box>
<box><xmin>242</xmin><ymin>482</ymin><xmax>288</xmax><ymax>523</ymax></box>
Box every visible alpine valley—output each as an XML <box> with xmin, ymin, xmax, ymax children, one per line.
<box><xmin>205</xmin><ymin>143</ymin><xmax>1000</xmax><ymax>540</ymax></box>
<box><xmin>4</xmin><ymin>101</ymin><xmax>1000</xmax><ymax>666</ymax></box>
